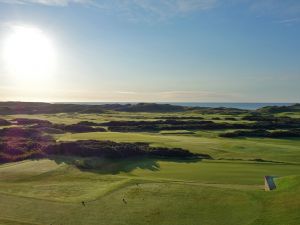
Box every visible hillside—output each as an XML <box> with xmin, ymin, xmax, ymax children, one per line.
<box><xmin>257</xmin><ymin>103</ymin><xmax>300</xmax><ymax>113</ymax></box>
<box><xmin>0</xmin><ymin>102</ymin><xmax>250</xmax><ymax>114</ymax></box>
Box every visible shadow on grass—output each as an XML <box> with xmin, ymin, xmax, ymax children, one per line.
<box><xmin>50</xmin><ymin>156</ymin><xmax>204</xmax><ymax>175</ymax></box>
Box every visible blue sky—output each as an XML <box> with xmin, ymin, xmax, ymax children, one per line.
<box><xmin>0</xmin><ymin>0</ymin><xmax>299</xmax><ymax>102</ymax></box>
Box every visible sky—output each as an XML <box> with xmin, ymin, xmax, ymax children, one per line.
<box><xmin>0</xmin><ymin>0</ymin><xmax>299</xmax><ymax>102</ymax></box>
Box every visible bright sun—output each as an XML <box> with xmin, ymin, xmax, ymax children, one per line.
<box><xmin>2</xmin><ymin>25</ymin><xmax>56</xmax><ymax>84</ymax></box>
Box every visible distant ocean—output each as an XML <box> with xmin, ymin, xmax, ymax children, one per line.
<box><xmin>63</xmin><ymin>102</ymin><xmax>296</xmax><ymax>110</ymax></box>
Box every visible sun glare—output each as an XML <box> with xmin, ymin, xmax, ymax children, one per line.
<box><xmin>2</xmin><ymin>25</ymin><xmax>56</xmax><ymax>85</ymax></box>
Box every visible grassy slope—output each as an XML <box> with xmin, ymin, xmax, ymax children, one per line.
<box><xmin>0</xmin><ymin>112</ymin><xmax>299</xmax><ymax>225</ymax></box>
<box><xmin>57</xmin><ymin>131</ymin><xmax>300</xmax><ymax>164</ymax></box>
<box><xmin>0</xmin><ymin>160</ymin><xmax>299</xmax><ymax>225</ymax></box>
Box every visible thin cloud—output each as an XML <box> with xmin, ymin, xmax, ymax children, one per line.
<box><xmin>240</xmin><ymin>0</ymin><xmax>300</xmax><ymax>26</ymax></box>
<box><xmin>2</xmin><ymin>0</ymin><xmax>300</xmax><ymax>23</ymax></box>
<box><xmin>159</xmin><ymin>90</ymin><xmax>240</xmax><ymax>101</ymax></box>
<box><xmin>277</xmin><ymin>17</ymin><xmax>300</xmax><ymax>25</ymax></box>
<box><xmin>0</xmin><ymin>0</ymin><xmax>218</xmax><ymax>10</ymax></box>
<box><xmin>238</xmin><ymin>0</ymin><xmax>300</xmax><ymax>18</ymax></box>
<box><xmin>94</xmin><ymin>0</ymin><xmax>218</xmax><ymax>22</ymax></box>
<box><xmin>116</xmin><ymin>91</ymin><xmax>137</xmax><ymax>95</ymax></box>
<box><xmin>105</xmin><ymin>90</ymin><xmax>241</xmax><ymax>102</ymax></box>
<box><xmin>0</xmin><ymin>0</ymin><xmax>92</xmax><ymax>6</ymax></box>
<box><xmin>0</xmin><ymin>0</ymin><xmax>218</xmax><ymax>21</ymax></box>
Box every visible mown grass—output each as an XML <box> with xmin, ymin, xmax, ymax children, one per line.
<box><xmin>57</xmin><ymin>131</ymin><xmax>300</xmax><ymax>164</ymax></box>
<box><xmin>0</xmin><ymin>159</ymin><xmax>299</xmax><ymax>225</ymax></box>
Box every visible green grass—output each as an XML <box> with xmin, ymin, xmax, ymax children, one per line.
<box><xmin>57</xmin><ymin>131</ymin><xmax>300</xmax><ymax>164</ymax></box>
<box><xmin>0</xmin><ymin>159</ymin><xmax>299</xmax><ymax>225</ymax></box>
<box><xmin>1</xmin><ymin>112</ymin><xmax>300</xmax><ymax>225</ymax></box>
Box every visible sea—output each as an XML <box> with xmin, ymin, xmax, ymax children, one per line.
<box><xmin>63</xmin><ymin>102</ymin><xmax>296</xmax><ymax>110</ymax></box>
